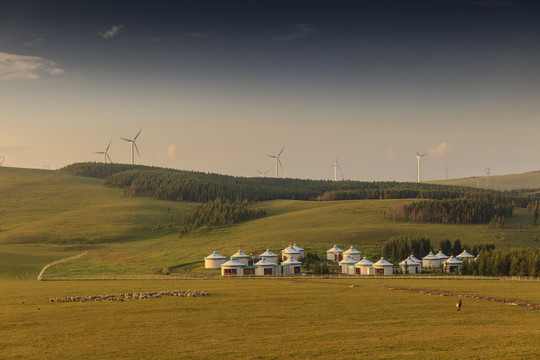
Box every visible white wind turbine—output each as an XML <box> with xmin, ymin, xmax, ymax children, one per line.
<box><xmin>267</xmin><ymin>147</ymin><xmax>284</xmax><ymax>178</ymax></box>
<box><xmin>414</xmin><ymin>148</ymin><xmax>426</xmax><ymax>183</ymax></box>
<box><xmin>256</xmin><ymin>169</ymin><xmax>270</xmax><ymax>178</ymax></box>
<box><xmin>95</xmin><ymin>141</ymin><xmax>112</xmax><ymax>163</ymax></box>
<box><xmin>330</xmin><ymin>156</ymin><xmax>342</xmax><ymax>181</ymax></box>
<box><xmin>0</xmin><ymin>155</ymin><xmax>5</xmax><ymax>166</ymax></box>
<box><xmin>121</xmin><ymin>129</ymin><xmax>142</xmax><ymax>165</ymax></box>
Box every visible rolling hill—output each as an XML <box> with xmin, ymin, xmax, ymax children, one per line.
<box><xmin>430</xmin><ymin>170</ymin><xmax>540</xmax><ymax>191</ymax></box>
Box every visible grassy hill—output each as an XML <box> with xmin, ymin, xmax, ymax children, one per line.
<box><xmin>430</xmin><ymin>170</ymin><xmax>540</xmax><ymax>191</ymax></box>
<box><xmin>1</xmin><ymin>166</ymin><xmax>540</xmax><ymax>279</ymax></box>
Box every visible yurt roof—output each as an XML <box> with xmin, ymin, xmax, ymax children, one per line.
<box><xmin>283</xmin><ymin>247</ymin><xmax>301</xmax><ymax>255</ymax></box>
<box><xmin>231</xmin><ymin>250</ymin><xmax>250</xmax><ymax>258</ymax></box>
<box><xmin>445</xmin><ymin>256</ymin><xmax>463</xmax><ymax>265</ymax></box>
<box><xmin>409</xmin><ymin>255</ymin><xmax>421</xmax><ymax>263</ymax></box>
<box><xmin>422</xmin><ymin>251</ymin><xmax>439</xmax><ymax>260</ymax></box>
<box><xmin>255</xmin><ymin>258</ymin><xmax>277</xmax><ymax>267</ymax></box>
<box><xmin>339</xmin><ymin>256</ymin><xmax>358</xmax><ymax>265</ymax></box>
<box><xmin>436</xmin><ymin>251</ymin><xmax>449</xmax><ymax>259</ymax></box>
<box><xmin>260</xmin><ymin>249</ymin><xmax>277</xmax><ymax>257</ymax></box>
<box><xmin>457</xmin><ymin>250</ymin><xmax>475</xmax><ymax>258</ymax></box>
<box><xmin>204</xmin><ymin>251</ymin><xmax>226</xmax><ymax>260</ymax></box>
<box><xmin>292</xmin><ymin>244</ymin><xmax>304</xmax><ymax>251</ymax></box>
<box><xmin>282</xmin><ymin>257</ymin><xmax>302</xmax><ymax>265</ymax></box>
<box><xmin>399</xmin><ymin>257</ymin><xmax>420</xmax><ymax>266</ymax></box>
<box><xmin>326</xmin><ymin>245</ymin><xmax>343</xmax><ymax>253</ymax></box>
<box><xmin>221</xmin><ymin>259</ymin><xmax>245</xmax><ymax>267</ymax></box>
<box><xmin>373</xmin><ymin>257</ymin><xmax>393</xmax><ymax>267</ymax></box>
<box><xmin>343</xmin><ymin>246</ymin><xmax>361</xmax><ymax>255</ymax></box>
<box><xmin>355</xmin><ymin>257</ymin><xmax>374</xmax><ymax>266</ymax></box>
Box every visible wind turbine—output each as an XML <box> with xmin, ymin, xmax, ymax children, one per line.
<box><xmin>330</xmin><ymin>156</ymin><xmax>342</xmax><ymax>181</ymax></box>
<box><xmin>256</xmin><ymin>170</ymin><xmax>270</xmax><ymax>178</ymax></box>
<box><xmin>121</xmin><ymin>129</ymin><xmax>142</xmax><ymax>165</ymax></box>
<box><xmin>414</xmin><ymin>148</ymin><xmax>426</xmax><ymax>183</ymax></box>
<box><xmin>267</xmin><ymin>147</ymin><xmax>284</xmax><ymax>178</ymax></box>
<box><xmin>0</xmin><ymin>155</ymin><xmax>4</xmax><ymax>166</ymax></box>
<box><xmin>95</xmin><ymin>141</ymin><xmax>112</xmax><ymax>163</ymax></box>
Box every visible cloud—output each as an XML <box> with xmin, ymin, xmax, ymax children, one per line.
<box><xmin>188</xmin><ymin>32</ymin><xmax>210</xmax><ymax>39</ymax></box>
<box><xmin>24</xmin><ymin>38</ymin><xmax>44</xmax><ymax>47</ymax></box>
<box><xmin>274</xmin><ymin>24</ymin><xmax>318</xmax><ymax>41</ymax></box>
<box><xmin>167</xmin><ymin>145</ymin><xmax>177</xmax><ymax>159</ymax></box>
<box><xmin>98</xmin><ymin>24</ymin><xmax>124</xmax><ymax>39</ymax></box>
<box><xmin>0</xmin><ymin>52</ymin><xmax>64</xmax><ymax>80</ymax></box>
<box><xmin>428</xmin><ymin>142</ymin><xmax>451</xmax><ymax>159</ymax></box>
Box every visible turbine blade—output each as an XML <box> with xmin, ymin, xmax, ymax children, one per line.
<box><xmin>95</xmin><ymin>152</ymin><xmax>105</xmax><ymax>154</ymax></box>
<box><xmin>267</xmin><ymin>155</ymin><xmax>277</xmax><ymax>159</ymax></box>
<box><xmin>256</xmin><ymin>169</ymin><xmax>262</xmax><ymax>174</ymax></box>
<box><xmin>278</xmin><ymin>147</ymin><xmax>285</xmax><ymax>156</ymax></box>
<box><xmin>264</xmin><ymin>170</ymin><xmax>269</xmax><ymax>175</ymax></box>
<box><xmin>134</xmin><ymin>129</ymin><xmax>142</xmax><ymax>141</ymax></box>
<box><xmin>107</xmin><ymin>153</ymin><xmax>112</xmax><ymax>163</ymax></box>
<box><xmin>106</xmin><ymin>141</ymin><xmax>112</xmax><ymax>151</ymax></box>
<box><xmin>414</xmin><ymin>148</ymin><xmax>420</xmax><ymax>156</ymax></box>
<box><xmin>134</xmin><ymin>142</ymin><xmax>140</xmax><ymax>157</ymax></box>
<box><xmin>337</xmin><ymin>165</ymin><xmax>342</xmax><ymax>171</ymax></box>
<box><xmin>279</xmin><ymin>159</ymin><xmax>283</xmax><ymax>170</ymax></box>
<box><xmin>121</xmin><ymin>137</ymin><xmax>132</xmax><ymax>142</ymax></box>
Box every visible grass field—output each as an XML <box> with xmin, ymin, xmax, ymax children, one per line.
<box><xmin>430</xmin><ymin>169</ymin><xmax>540</xmax><ymax>191</ymax></box>
<box><xmin>2</xmin><ymin>166</ymin><xmax>540</xmax><ymax>279</ymax></box>
<box><xmin>1</xmin><ymin>278</ymin><xmax>539</xmax><ymax>359</ymax></box>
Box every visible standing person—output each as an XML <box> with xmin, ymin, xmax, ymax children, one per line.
<box><xmin>457</xmin><ymin>299</ymin><xmax>462</xmax><ymax>311</ymax></box>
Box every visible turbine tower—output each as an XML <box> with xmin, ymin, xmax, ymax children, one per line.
<box><xmin>256</xmin><ymin>170</ymin><xmax>270</xmax><ymax>178</ymax></box>
<box><xmin>414</xmin><ymin>148</ymin><xmax>426</xmax><ymax>183</ymax></box>
<box><xmin>485</xmin><ymin>167</ymin><xmax>491</xmax><ymax>188</ymax></box>
<box><xmin>445</xmin><ymin>165</ymin><xmax>450</xmax><ymax>179</ymax></box>
<box><xmin>121</xmin><ymin>129</ymin><xmax>142</xmax><ymax>165</ymax></box>
<box><xmin>0</xmin><ymin>155</ymin><xmax>4</xmax><ymax>166</ymax></box>
<box><xmin>267</xmin><ymin>147</ymin><xmax>284</xmax><ymax>178</ymax></box>
<box><xmin>330</xmin><ymin>156</ymin><xmax>342</xmax><ymax>181</ymax></box>
<box><xmin>95</xmin><ymin>141</ymin><xmax>112</xmax><ymax>163</ymax></box>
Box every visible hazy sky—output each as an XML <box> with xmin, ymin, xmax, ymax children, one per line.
<box><xmin>1</xmin><ymin>0</ymin><xmax>539</xmax><ymax>181</ymax></box>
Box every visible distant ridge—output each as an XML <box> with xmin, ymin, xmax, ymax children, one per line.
<box><xmin>429</xmin><ymin>170</ymin><xmax>540</xmax><ymax>191</ymax></box>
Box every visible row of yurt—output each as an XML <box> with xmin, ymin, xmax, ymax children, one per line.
<box><xmin>422</xmin><ymin>249</ymin><xmax>475</xmax><ymax>269</ymax></box>
<box><xmin>327</xmin><ymin>245</ymin><xmax>361</xmax><ymax>262</ymax></box>
<box><xmin>399</xmin><ymin>256</ymin><xmax>422</xmax><ymax>274</ymax></box>
<box><xmin>221</xmin><ymin>256</ymin><xmax>302</xmax><ymax>276</ymax></box>
<box><xmin>205</xmin><ymin>247</ymin><xmax>296</xmax><ymax>269</ymax></box>
<box><xmin>338</xmin><ymin>256</ymin><xmax>394</xmax><ymax>276</ymax></box>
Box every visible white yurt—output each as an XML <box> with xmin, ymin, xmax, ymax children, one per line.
<box><xmin>255</xmin><ymin>258</ymin><xmax>278</xmax><ymax>276</ymax></box>
<box><xmin>343</xmin><ymin>246</ymin><xmax>362</xmax><ymax>262</ymax></box>
<box><xmin>259</xmin><ymin>249</ymin><xmax>278</xmax><ymax>264</ymax></box>
<box><xmin>456</xmin><ymin>250</ymin><xmax>475</xmax><ymax>261</ymax></box>
<box><xmin>282</xmin><ymin>245</ymin><xmax>301</xmax><ymax>262</ymax></box>
<box><xmin>326</xmin><ymin>245</ymin><xmax>344</xmax><ymax>262</ymax></box>
<box><xmin>422</xmin><ymin>251</ymin><xmax>442</xmax><ymax>268</ymax></box>
<box><xmin>338</xmin><ymin>256</ymin><xmax>357</xmax><ymax>275</ymax></box>
<box><xmin>221</xmin><ymin>259</ymin><xmax>245</xmax><ymax>276</ymax></box>
<box><xmin>292</xmin><ymin>244</ymin><xmax>305</xmax><ymax>259</ymax></box>
<box><xmin>443</xmin><ymin>256</ymin><xmax>463</xmax><ymax>273</ymax></box>
<box><xmin>436</xmin><ymin>251</ymin><xmax>449</xmax><ymax>262</ymax></box>
<box><xmin>204</xmin><ymin>251</ymin><xmax>227</xmax><ymax>269</ymax></box>
<box><xmin>354</xmin><ymin>257</ymin><xmax>375</xmax><ymax>275</ymax></box>
<box><xmin>399</xmin><ymin>256</ymin><xmax>421</xmax><ymax>274</ymax></box>
<box><xmin>409</xmin><ymin>254</ymin><xmax>422</xmax><ymax>271</ymax></box>
<box><xmin>231</xmin><ymin>250</ymin><xmax>251</xmax><ymax>266</ymax></box>
<box><xmin>372</xmin><ymin>257</ymin><xmax>394</xmax><ymax>275</ymax></box>
<box><xmin>281</xmin><ymin>256</ymin><xmax>302</xmax><ymax>275</ymax></box>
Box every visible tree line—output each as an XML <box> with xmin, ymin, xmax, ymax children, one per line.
<box><xmin>386</xmin><ymin>199</ymin><xmax>513</xmax><ymax>224</ymax></box>
<box><xmin>179</xmin><ymin>198</ymin><xmax>266</xmax><ymax>235</ymax></box>
<box><xmin>461</xmin><ymin>248</ymin><xmax>540</xmax><ymax>277</ymax></box>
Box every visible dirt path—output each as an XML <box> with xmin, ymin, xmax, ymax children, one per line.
<box><xmin>37</xmin><ymin>252</ymin><xmax>88</xmax><ymax>280</ymax></box>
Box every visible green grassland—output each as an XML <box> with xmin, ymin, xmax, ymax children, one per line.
<box><xmin>2</xmin><ymin>167</ymin><xmax>540</xmax><ymax>278</ymax></box>
<box><xmin>430</xmin><ymin>170</ymin><xmax>540</xmax><ymax>191</ymax></box>
<box><xmin>1</xmin><ymin>278</ymin><xmax>539</xmax><ymax>359</ymax></box>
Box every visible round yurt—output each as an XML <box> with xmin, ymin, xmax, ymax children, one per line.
<box><xmin>231</xmin><ymin>250</ymin><xmax>250</xmax><ymax>266</ymax></box>
<box><xmin>409</xmin><ymin>254</ymin><xmax>422</xmax><ymax>272</ymax></box>
<box><xmin>326</xmin><ymin>245</ymin><xmax>343</xmax><ymax>262</ymax></box>
<box><xmin>372</xmin><ymin>257</ymin><xmax>394</xmax><ymax>276</ymax></box>
<box><xmin>338</xmin><ymin>256</ymin><xmax>357</xmax><ymax>275</ymax></box>
<box><xmin>221</xmin><ymin>259</ymin><xmax>244</xmax><ymax>276</ymax></box>
<box><xmin>292</xmin><ymin>244</ymin><xmax>305</xmax><ymax>259</ymax></box>
<box><xmin>354</xmin><ymin>257</ymin><xmax>374</xmax><ymax>275</ymax></box>
<box><xmin>282</xmin><ymin>246</ymin><xmax>301</xmax><ymax>262</ymax></box>
<box><xmin>436</xmin><ymin>251</ymin><xmax>449</xmax><ymax>262</ymax></box>
<box><xmin>399</xmin><ymin>257</ymin><xmax>421</xmax><ymax>274</ymax></box>
<box><xmin>255</xmin><ymin>258</ymin><xmax>277</xmax><ymax>276</ymax></box>
<box><xmin>456</xmin><ymin>250</ymin><xmax>475</xmax><ymax>261</ymax></box>
<box><xmin>282</xmin><ymin>256</ymin><xmax>302</xmax><ymax>275</ymax></box>
<box><xmin>422</xmin><ymin>251</ymin><xmax>442</xmax><ymax>268</ymax></box>
<box><xmin>259</xmin><ymin>249</ymin><xmax>278</xmax><ymax>264</ymax></box>
<box><xmin>343</xmin><ymin>246</ymin><xmax>362</xmax><ymax>262</ymax></box>
<box><xmin>204</xmin><ymin>251</ymin><xmax>227</xmax><ymax>269</ymax></box>
<box><xmin>443</xmin><ymin>256</ymin><xmax>463</xmax><ymax>273</ymax></box>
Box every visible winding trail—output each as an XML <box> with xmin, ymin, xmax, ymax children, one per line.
<box><xmin>37</xmin><ymin>252</ymin><xmax>88</xmax><ymax>280</ymax></box>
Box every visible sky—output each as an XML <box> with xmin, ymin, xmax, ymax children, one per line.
<box><xmin>0</xmin><ymin>0</ymin><xmax>539</xmax><ymax>181</ymax></box>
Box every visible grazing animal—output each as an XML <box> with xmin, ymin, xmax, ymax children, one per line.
<box><xmin>457</xmin><ymin>299</ymin><xmax>462</xmax><ymax>311</ymax></box>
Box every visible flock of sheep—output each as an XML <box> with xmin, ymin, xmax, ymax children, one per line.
<box><xmin>47</xmin><ymin>289</ymin><xmax>210</xmax><ymax>303</ymax></box>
